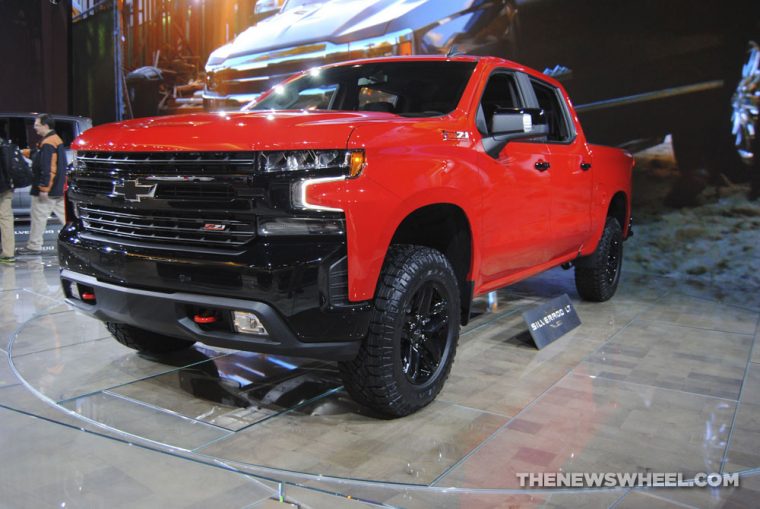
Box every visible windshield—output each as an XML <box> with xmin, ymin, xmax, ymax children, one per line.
<box><xmin>247</xmin><ymin>61</ymin><xmax>477</xmax><ymax>117</ymax></box>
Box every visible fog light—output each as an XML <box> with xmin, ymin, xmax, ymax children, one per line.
<box><xmin>257</xmin><ymin>217</ymin><xmax>345</xmax><ymax>236</ymax></box>
<box><xmin>233</xmin><ymin>311</ymin><xmax>268</xmax><ymax>335</ymax></box>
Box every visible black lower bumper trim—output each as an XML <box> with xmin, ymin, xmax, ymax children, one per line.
<box><xmin>60</xmin><ymin>269</ymin><xmax>361</xmax><ymax>361</ymax></box>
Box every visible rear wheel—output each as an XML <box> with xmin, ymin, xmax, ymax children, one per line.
<box><xmin>339</xmin><ymin>245</ymin><xmax>460</xmax><ymax>417</ymax></box>
<box><xmin>574</xmin><ymin>218</ymin><xmax>623</xmax><ymax>302</ymax></box>
<box><xmin>106</xmin><ymin>322</ymin><xmax>195</xmax><ymax>354</ymax></box>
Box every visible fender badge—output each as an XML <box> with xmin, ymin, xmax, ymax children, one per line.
<box><xmin>441</xmin><ymin>130</ymin><xmax>470</xmax><ymax>141</ymax></box>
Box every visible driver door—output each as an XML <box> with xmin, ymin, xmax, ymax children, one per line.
<box><xmin>476</xmin><ymin>70</ymin><xmax>553</xmax><ymax>284</ymax></box>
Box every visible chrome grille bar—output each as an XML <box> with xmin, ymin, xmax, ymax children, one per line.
<box><xmin>78</xmin><ymin>206</ymin><xmax>255</xmax><ymax>248</ymax></box>
<box><xmin>78</xmin><ymin>152</ymin><xmax>258</xmax><ymax>166</ymax></box>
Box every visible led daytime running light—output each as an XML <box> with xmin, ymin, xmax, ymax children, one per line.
<box><xmin>261</xmin><ymin>150</ymin><xmax>347</xmax><ymax>172</ymax></box>
<box><xmin>260</xmin><ymin>149</ymin><xmax>366</xmax><ymax>177</ymax></box>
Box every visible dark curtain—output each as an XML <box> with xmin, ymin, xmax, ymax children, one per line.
<box><xmin>0</xmin><ymin>0</ymin><xmax>71</xmax><ymax>114</ymax></box>
<box><xmin>71</xmin><ymin>3</ymin><xmax>117</xmax><ymax>125</ymax></box>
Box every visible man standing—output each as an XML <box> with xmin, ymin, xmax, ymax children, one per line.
<box><xmin>0</xmin><ymin>136</ymin><xmax>16</xmax><ymax>263</ymax></box>
<box><xmin>17</xmin><ymin>114</ymin><xmax>67</xmax><ymax>256</ymax></box>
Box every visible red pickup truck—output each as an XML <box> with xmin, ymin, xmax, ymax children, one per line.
<box><xmin>62</xmin><ymin>56</ymin><xmax>633</xmax><ymax>416</ymax></box>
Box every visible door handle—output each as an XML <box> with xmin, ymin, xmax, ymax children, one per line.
<box><xmin>535</xmin><ymin>160</ymin><xmax>551</xmax><ymax>171</ymax></box>
<box><xmin>580</xmin><ymin>162</ymin><xmax>592</xmax><ymax>171</ymax></box>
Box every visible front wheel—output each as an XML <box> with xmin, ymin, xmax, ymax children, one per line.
<box><xmin>574</xmin><ymin>218</ymin><xmax>624</xmax><ymax>302</ymax></box>
<box><xmin>339</xmin><ymin>245</ymin><xmax>460</xmax><ymax>417</ymax></box>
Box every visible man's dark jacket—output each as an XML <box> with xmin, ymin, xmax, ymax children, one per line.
<box><xmin>31</xmin><ymin>130</ymin><xmax>67</xmax><ymax>197</ymax></box>
<box><xmin>0</xmin><ymin>138</ymin><xmax>13</xmax><ymax>194</ymax></box>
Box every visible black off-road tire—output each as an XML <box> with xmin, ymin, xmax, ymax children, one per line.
<box><xmin>339</xmin><ymin>245</ymin><xmax>460</xmax><ymax>417</ymax></box>
<box><xmin>106</xmin><ymin>322</ymin><xmax>195</xmax><ymax>354</ymax></box>
<box><xmin>574</xmin><ymin>217</ymin><xmax>624</xmax><ymax>302</ymax></box>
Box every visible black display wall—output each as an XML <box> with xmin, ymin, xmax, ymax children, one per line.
<box><xmin>71</xmin><ymin>4</ymin><xmax>117</xmax><ymax>125</ymax></box>
<box><xmin>0</xmin><ymin>0</ymin><xmax>71</xmax><ymax>115</ymax></box>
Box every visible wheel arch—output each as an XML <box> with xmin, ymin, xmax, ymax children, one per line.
<box><xmin>389</xmin><ymin>203</ymin><xmax>475</xmax><ymax>325</ymax></box>
<box><xmin>607</xmin><ymin>191</ymin><xmax>630</xmax><ymax>237</ymax></box>
<box><xmin>580</xmin><ymin>188</ymin><xmax>631</xmax><ymax>259</ymax></box>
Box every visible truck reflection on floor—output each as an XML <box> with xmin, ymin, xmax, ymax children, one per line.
<box><xmin>147</xmin><ymin>347</ymin><xmax>345</xmax><ymax>415</ymax></box>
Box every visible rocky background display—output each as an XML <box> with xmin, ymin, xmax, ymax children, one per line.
<box><xmin>627</xmin><ymin>139</ymin><xmax>760</xmax><ymax>288</ymax></box>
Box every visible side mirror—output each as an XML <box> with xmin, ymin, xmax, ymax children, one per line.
<box><xmin>484</xmin><ymin>108</ymin><xmax>548</xmax><ymax>158</ymax></box>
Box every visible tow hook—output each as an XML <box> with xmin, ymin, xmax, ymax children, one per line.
<box><xmin>193</xmin><ymin>313</ymin><xmax>218</xmax><ymax>324</ymax></box>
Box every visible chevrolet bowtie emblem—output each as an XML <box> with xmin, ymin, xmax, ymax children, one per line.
<box><xmin>113</xmin><ymin>180</ymin><xmax>157</xmax><ymax>202</ymax></box>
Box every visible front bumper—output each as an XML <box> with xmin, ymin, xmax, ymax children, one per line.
<box><xmin>58</xmin><ymin>213</ymin><xmax>372</xmax><ymax>360</ymax></box>
<box><xmin>61</xmin><ymin>269</ymin><xmax>364</xmax><ymax>361</ymax></box>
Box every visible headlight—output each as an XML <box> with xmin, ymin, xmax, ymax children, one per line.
<box><xmin>206</xmin><ymin>43</ymin><xmax>234</xmax><ymax>68</ymax></box>
<box><xmin>261</xmin><ymin>149</ymin><xmax>365</xmax><ymax>177</ymax></box>
<box><xmin>341</xmin><ymin>29</ymin><xmax>414</xmax><ymax>59</ymax></box>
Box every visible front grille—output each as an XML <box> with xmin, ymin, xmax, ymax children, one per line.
<box><xmin>71</xmin><ymin>152</ymin><xmax>257</xmax><ymax>201</ymax></box>
<box><xmin>212</xmin><ymin>65</ymin><xmax>318</xmax><ymax>95</ymax></box>
<box><xmin>69</xmin><ymin>178</ymin><xmax>235</xmax><ymax>201</ymax></box>
<box><xmin>79</xmin><ymin>206</ymin><xmax>255</xmax><ymax>248</ymax></box>
<box><xmin>71</xmin><ymin>152</ymin><xmax>260</xmax><ymax>250</ymax></box>
<box><xmin>70</xmin><ymin>177</ymin><xmax>113</xmax><ymax>195</ymax></box>
<box><xmin>77</xmin><ymin>151</ymin><xmax>258</xmax><ymax>175</ymax></box>
<box><xmin>155</xmin><ymin>183</ymin><xmax>235</xmax><ymax>200</ymax></box>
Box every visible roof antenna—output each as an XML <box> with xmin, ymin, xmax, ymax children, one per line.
<box><xmin>447</xmin><ymin>45</ymin><xmax>465</xmax><ymax>58</ymax></box>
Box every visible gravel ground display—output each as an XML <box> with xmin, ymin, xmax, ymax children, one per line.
<box><xmin>627</xmin><ymin>139</ymin><xmax>760</xmax><ymax>288</ymax></box>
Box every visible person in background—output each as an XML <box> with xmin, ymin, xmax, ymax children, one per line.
<box><xmin>0</xmin><ymin>135</ymin><xmax>15</xmax><ymax>263</ymax></box>
<box><xmin>16</xmin><ymin>114</ymin><xmax>67</xmax><ymax>256</ymax></box>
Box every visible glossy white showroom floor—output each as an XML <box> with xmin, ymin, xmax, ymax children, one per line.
<box><xmin>1</xmin><ymin>255</ymin><xmax>760</xmax><ymax>508</ymax></box>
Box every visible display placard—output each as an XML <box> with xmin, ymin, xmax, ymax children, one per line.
<box><xmin>522</xmin><ymin>294</ymin><xmax>581</xmax><ymax>349</ymax></box>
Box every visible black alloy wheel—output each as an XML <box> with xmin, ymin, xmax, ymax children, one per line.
<box><xmin>605</xmin><ymin>236</ymin><xmax>623</xmax><ymax>288</ymax></box>
<box><xmin>574</xmin><ymin>217</ymin><xmax>624</xmax><ymax>302</ymax></box>
<box><xmin>339</xmin><ymin>245</ymin><xmax>460</xmax><ymax>417</ymax></box>
<box><xmin>401</xmin><ymin>280</ymin><xmax>451</xmax><ymax>386</ymax></box>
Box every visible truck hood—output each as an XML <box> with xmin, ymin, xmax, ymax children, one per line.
<box><xmin>210</xmin><ymin>0</ymin><xmax>449</xmax><ymax>66</ymax></box>
<box><xmin>72</xmin><ymin>111</ymin><xmax>401</xmax><ymax>152</ymax></box>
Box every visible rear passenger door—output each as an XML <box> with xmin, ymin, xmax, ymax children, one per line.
<box><xmin>528</xmin><ymin>77</ymin><xmax>592</xmax><ymax>260</ymax></box>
